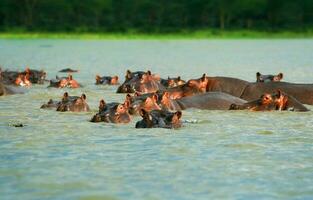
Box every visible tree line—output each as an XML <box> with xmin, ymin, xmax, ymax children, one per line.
<box><xmin>0</xmin><ymin>0</ymin><xmax>313</xmax><ymax>32</ymax></box>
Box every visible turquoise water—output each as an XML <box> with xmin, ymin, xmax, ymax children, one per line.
<box><xmin>0</xmin><ymin>39</ymin><xmax>313</xmax><ymax>200</ymax></box>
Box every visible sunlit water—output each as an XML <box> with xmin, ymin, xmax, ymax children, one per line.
<box><xmin>0</xmin><ymin>39</ymin><xmax>313</xmax><ymax>200</ymax></box>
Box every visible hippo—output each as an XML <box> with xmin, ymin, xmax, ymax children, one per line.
<box><xmin>116</xmin><ymin>70</ymin><xmax>164</xmax><ymax>93</ymax></box>
<box><xmin>48</xmin><ymin>75</ymin><xmax>80</xmax><ymax>88</ymax></box>
<box><xmin>161</xmin><ymin>91</ymin><xmax>247</xmax><ymax>111</ymax></box>
<box><xmin>128</xmin><ymin>93</ymin><xmax>162</xmax><ymax>114</ymax></box>
<box><xmin>256</xmin><ymin>72</ymin><xmax>283</xmax><ymax>82</ymax></box>
<box><xmin>0</xmin><ymin>81</ymin><xmax>25</xmax><ymax>96</ymax></box>
<box><xmin>41</xmin><ymin>92</ymin><xmax>82</xmax><ymax>109</ymax></box>
<box><xmin>56</xmin><ymin>93</ymin><xmax>90</xmax><ymax>112</ymax></box>
<box><xmin>202</xmin><ymin>76</ymin><xmax>313</xmax><ymax>105</ymax></box>
<box><xmin>135</xmin><ymin>109</ymin><xmax>182</xmax><ymax>129</ymax></box>
<box><xmin>230</xmin><ymin>90</ymin><xmax>309</xmax><ymax>112</ymax></box>
<box><xmin>91</xmin><ymin>99</ymin><xmax>131</xmax><ymax>123</ymax></box>
<box><xmin>1</xmin><ymin>68</ymin><xmax>46</xmax><ymax>84</ymax></box>
<box><xmin>59</xmin><ymin>68</ymin><xmax>78</xmax><ymax>73</ymax></box>
<box><xmin>160</xmin><ymin>76</ymin><xmax>186</xmax><ymax>88</ymax></box>
<box><xmin>95</xmin><ymin>75</ymin><xmax>119</xmax><ymax>85</ymax></box>
<box><xmin>90</xmin><ymin>99</ymin><xmax>120</xmax><ymax>122</ymax></box>
<box><xmin>162</xmin><ymin>74</ymin><xmax>209</xmax><ymax>99</ymax></box>
<box><xmin>40</xmin><ymin>99</ymin><xmax>61</xmax><ymax>109</ymax></box>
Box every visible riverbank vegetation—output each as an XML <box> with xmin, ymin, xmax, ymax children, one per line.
<box><xmin>0</xmin><ymin>0</ymin><xmax>313</xmax><ymax>39</ymax></box>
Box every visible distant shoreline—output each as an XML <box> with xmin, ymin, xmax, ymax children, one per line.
<box><xmin>1</xmin><ymin>30</ymin><xmax>313</xmax><ymax>39</ymax></box>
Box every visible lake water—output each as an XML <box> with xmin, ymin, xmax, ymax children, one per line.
<box><xmin>0</xmin><ymin>39</ymin><xmax>313</xmax><ymax>200</ymax></box>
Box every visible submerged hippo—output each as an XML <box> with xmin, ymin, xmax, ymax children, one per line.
<box><xmin>127</xmin><ymin>93</ymin><xmax>162</xmax><ymax>115</ymax></box>
<box><xmin>256</xmin><ymin>72</ymin><xmax>283</xmax><ymax>82</ymax></box>
<box><xmin>56</xmin><ymin>93</ymin><xmax>90</xmax><ymax>112</ymax></box>
<box><xmin>161</xmin><ymin>91</ymin><xmax>247</xmax><ymax>111</ymax></box>
<box><xmin>91</xmin><ymin>99</ymin><xmax>131</xmax><ymax>123</ymax></box>
<box><xmin>59</xmin><ymin>68</ymin><xmax>78</xmax><ymax>73</ymax></box>
<box><xmin>135</xmin><ymin>109</ymin><xmax>182</xmax><ymax>129</ymax></box>
<box><xmin>117</xmin><ymin>70</ymin><xmax>164</xmax><ymax>93</ymax></box>
<box><xmin>162</xmin><ymin>74</ymin><xmax>209</xmax><ymax>99</ymax></box>
<box><xmin>230</xmin><ymin>90</ymin><xmax>309</xmax><ymax>112</ymax></box>
<box><xmin>41</xmin><ymin>92</ymin><xmax>75</xmax><ymax>109</ymax></box>
<box><xmin>95</xmin><ymin>75</ymin><xmax>119</xmax><ymax>85</ymax></box>
<box><xmin>1</xmin><ymin>67</ymin><xmax>46</xmax><ymax>84</ymax></box>
<box><xmin>48</xmin><ymin>75</ymin><xmax>80</xmax><ymax>88</ymax></box>
<box><xmin>0</xmin><ymin>81</ymin><xmax>25</xmax><ymax>96</ymax></box>
<box><xmin>203</xmin><ymin>76</ymin><xmax>313</xmax><ymax>105</ymax></box>
<box><xmin>160</xmin><ymin>76</ymin><xmax>186</xmax><ymax>88</ymax></box>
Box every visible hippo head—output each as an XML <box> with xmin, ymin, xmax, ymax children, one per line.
<box><xmin>95</xmin><ymin>75</ymin><xmax>103</xmax><ymax>84</ymax></box>
<box><xmin>40</xmin><ymin>99</ymin><xmax>60</xmax><ymax>109</ymax></box>
<box><xmin>187</xmin><ymin>74</ymin><xmax>209</xmax><ymax>93</ymax></box>
<box><xmin>161</xmin><ymin>91</ymin><xmax>177</xmax><ymax>110</ymax></box>
<box><xmin>90</xmin><ymin>99</ymin><xmax>108</xmax><ymax>122</ymax></box>
<box><xmin>272</xmin><ymin>90</ymin><xmax>289</xmax><ymax>111</ymax></box>
<box><xmin>103</xmin><ymin>102</ymin><xmax>131</xmax><ymax>123</ymax></box>
<box><xmin>110</xmin><ymin>76</ymin><xmax>119</xmax><ymax>85</ymax></box>
<box><xmin>230</xmin><ymin>92</ymin><xmax>276</xmax><ymax>111</ymax></box>
<box><xmin>70</xmin><ymin>94</ymin><xmax>90</xmax><ymax>112</ymax></box>
<box><xmin>256</xmin><ymin>72</ymin><xmax>283</xmax><ymax>83</ymax></box>
<box><xmin>24</xmin><ymin>68</ymin><xmax>46</xmax><ymax>84</ymax></box>
<box><xmin>167</xmin><ymin>76</ymin><xmax>186</xmax><ymax>88</ymax></box>
<box><xmin>129</xmin><ymin>93</ymin><xmax>161</xmax><ymax>115</ymax></box>
<box><xmin>135</xmin><ymin>71</ymin><xmax>162</xmax><ymax>93</ymax></box>
<box><xmin>135</xmin><ymin>109</ymin><xmax>182</xmax><ymax>129</ymax></box>
<box><xmin>57</xmin><ymin>93</ymin><xmax>90</xmax><ymax>112</ymax></box>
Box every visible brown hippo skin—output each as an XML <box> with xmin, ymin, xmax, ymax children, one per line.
<box><xmin>0</xmin><ymin>81</ymin><xmax>25</xmax><ymax>96</ymax></box>
<box><xmin>161</xmin><ymin>91</ymin><xmax>247</xmax><ymax>111</ymax></box>
<box><xmin>240</xmin><ymin>82</ymin><xmax>313</xmax><ymax>105</ymax></box>
<box><xmin>135</xmin><ymin>109</ymin><xmax>182</xmax><ymax>129</ymax></box>
<box><xmin>204</xmin><ymin>76</ymin><xmax>313</xmax><ymax>105</ymax></box>
<box><xmin>57</xmin><ymin>94</ymin><xmax>90</xmax><ymax>112</ymax></box>
<box><xmin>230</xmin><ymin>90</ymin><xmax>309</xmax><ymax>112</ymax></box>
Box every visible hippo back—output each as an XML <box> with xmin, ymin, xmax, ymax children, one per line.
<box><xmin>241</xmin><ymin>82</ymin><xmax>313</xmax><ymax>105</ymax></box>
<box><xmin>176</xmin><ymin>92</ymin><xmax>247</xmax><ymax>110</ymax></box>
<box><xmin>208</xmin><ymin>77</ymin><xmax>250</xmax><ymax>97</ymax></box>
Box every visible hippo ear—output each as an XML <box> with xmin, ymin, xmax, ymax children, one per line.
<box><xmin>126</xmin><ymin>70</ymin><xmax>132</xmax><ymax>79</ymax></box>
<box><xmin>175</xmin><ymin>111</ymin><xmax>182</xmax><ymax>119</ymax></box>
<box><xmin>134</xmin><ymin>91</ymin><xmax>140</xmax><ymax>97</ymax></box>
<box><xmin>139</xmin><ymin>109</ymin><xmax>149</xmax><ymax>118</ymax></box>
<box><xmin>99</xmin><ymin>99</ymin><xmax>106</xmax><ymax>109</ymax></box>
<box><xmin>172</xmin><ymin>111</ymin><xmax>182</xmax><ymax>123</ymax></box>
<box><xmin>96</xmin><ymin>75</ymin><xmax>101</xmax><ymax>80</ymax></box>
<box><xmin>126</xmin><ymin>94</ymin><xmax>132</xmax><ymax>100</ymax></box>
<box><xmin>147</xmin><ymin>70</ymin><xmax>152</xmax><ymax>75</ymax></box>
<box><xmin>63</xmin><ymin>92</ymin><xmax>69</xmax><ymax>98</ymax></box>
<box><xmin>152</xmin><ymin>94</ymin><xmax>158</xmax><ymax>102</ymax></box>
<box><xmin>123</xmin><ymin>99</ymin><xmax>130</xmax><ymax>109</ymax></box>
<box><xmin>163</xmin><ymin>91</ymin><xmax>169</xmax><ymax>98</ymax></box>
<box><xmin>81</xmin><ymin>94</ymin><xmax>86</xmax><ymax>100</ymax></box>
<box><xmin>276</xmin><ymin>89</ymin><xmax>282</xmax><ymax>98</ymax></box>
<box><xmin>201</xmin><ymin>73</ymin><xmax>206</xmax><ymax>81</ymax></box>
<box><xmin>177</xmin><ymin>76</ymin><xmax>181</xmax><ymax>81</ymax></box>
<box><xmin>168</xmin><ymin>76</ymin><xmax>170</xmax><ymax>80</ymax></box>
<box><xmin>114</xmin><ymin>76</ymin><xmax>119</xmax><ymax>81</ymax></box>
<box><xmin>278</xmin><ymin>73</ymin><xmax>283</xmax><ymax>79</ymax></box>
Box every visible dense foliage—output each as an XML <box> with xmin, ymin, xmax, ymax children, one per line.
<box><xmin>0</xmin><ymin>0</ymin><xmax>312</xmax><ymax>32</ymax></box>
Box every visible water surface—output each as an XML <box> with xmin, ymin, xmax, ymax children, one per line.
<box><xmin>0</xmin><ymin>39</ymin><xmax>313</xmax><ymax>200</ymax></box>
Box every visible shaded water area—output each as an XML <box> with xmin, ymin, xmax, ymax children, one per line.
<box><xmin>1</xmin><ymin>39</ymin><xmax>313</xmax><ymax>200</ymax></box>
